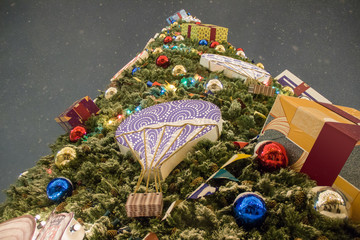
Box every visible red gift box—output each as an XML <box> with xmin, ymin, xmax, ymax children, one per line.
<box><xmin>55</xmin><ymin>96</ymin><xmax>100</xmax><ymax>132</ymax></box>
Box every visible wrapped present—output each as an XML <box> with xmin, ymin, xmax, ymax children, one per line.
<box><xmin>181</xmin><ymin>23</ymin><xmax>228</xmax><ymax>42</ymax></box>
<box><xmin>200</xmin><ymin>53</ymin><xmax>271</xmax><ymax>84</ymax></box>
<box><xmin>0</xmin><ymin>215</ymin><xmax>36</xmax><ymax>240</ymax></box>
<box><xmin>275</xmin><ymin>69</ymin><xmax>331</xmax><ymax>103</ymax></box>
<box><xmin>126</xmin><ymin>193</ymin><xmax>163</xmax><ymax>217</ymax></box>
<box><xmin>55</xmin><ymin>96</ymin><xmax>100</xmax><ymax>132</ymax></box>
<box><xmin>166</xmin><ymin>9</ymin><xmax>188</xmax><ymax>24</ymax></box>
<box><xmin>110</xmin><ymin>50</ymin><xmax>149</xmax><ymax>81</ymax></box>
<box><xmin>259</xmin><ymin>95</ymin><xmax>360</xmax><ymax>220</ymax></box>
<box><xmin>248</xmin><ymin>84</ymin><xmax>275</xmax><ymax>97</ymax></box>
<box><xmin>36</xmin><ymin>212</ymin><xmax>85</xmax><ymax>240</ymax></box>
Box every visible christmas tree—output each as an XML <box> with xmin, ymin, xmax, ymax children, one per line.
<box><xmin>1</xmin><ymin>11</ymin><xmax>359</xmax><ymax>240</ymax></box>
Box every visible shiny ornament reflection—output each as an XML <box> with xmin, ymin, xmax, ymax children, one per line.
<box><xmin>55</xmin><ymin>147</ymin><xmax>77</xmax><ymax>168</ymax></box>
<box><xmin>172</xmin><ymin>65</ymin><xmax>187</xmax><ymax>76</ymax></box>
<box><xmin>233</xmin><ymin>192</ymin><xmax>267</xmax><ymax>227</ymax></box>
<box><xmin>69</xmin><ymin>126</ymin><xmax>86</xmax><ymax>142</ymax></box>
<box><xmin>255</xmin><ymin>141</ymin><xmax>288</xmax><ymax>171</ymax></box>
<box><xmin>46</xmin><ymin>177</ymin><xmax>73</xmax><ymax>202</ymax></box>
<box><xmin>312</xmin><ymin>186</ymin><xmax>350</xmax><ymax>220</ymax></box>
<box><xmin>206</xmin><ymin>79</ymin><xmax>223</xmax><ymax>92</ymax></box>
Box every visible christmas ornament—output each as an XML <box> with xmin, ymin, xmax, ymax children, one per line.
<box><xmin>153</xmin><ymin>47</ymin><xmax>163</xmax><ymax>55</ymax></box>
<box><xmin>55</xmin><ymin>146</ymin><xmax>77</xmax><ymax>168</ymax></box>
<box><xmin>236</xmin><ymin>48</ymin><xmax>244</xmax><ymax>52</ymax></box>
<box><xmin>171</xmin><ymin>22</ymin><xmax>179</xmax><ymax>27</ymax></box>
<box><xmin>132</xmin><ymin>67</ymin><xmax>140</xmax><ymax>75</ymax></box>
<box><xmin>256</xmin><ymin>63</ymin><xmax>264</xmax><ymax>69</ymax></box>
<box><xmin>175</xmin><ymin>35</ymin><xmax>184</xmax><ymax>41</ymax></box>
<box><xmin>105</xmin><ymin>87</ymin><xmax>118</xmax><ymax>99</ymax></box>
<box><xmin>233</xmin><ymin>192</ymin><xmax>267</xmax><ymax>227</ymax></box>
<box><xmin>69</xmin><ymin>126</ymin><xmax>87</xmax><ymax>142</ymax></box>
<box><xmin>158</xmin><ymin>33</ymin><xmax>166</xmax><ymax>39</ymax></box>
<box><xmin>171</xmin><ymin>45</ymin><xmax>179</xmax><ymax>50</ymax></box>
<box><xmin>236</xmin><ymin>50</ymin><xmax>246</xmax><ymax>58</ymax></box>
<box><xmin>180</xmin><ymin>77</ymin><xmax>196</xmax><ymax>87</ymax></box>
<box><xmin>255</xmin><ymin>141</ymin><xmax>288</xmax><ymax>171</ymax></box>
<box><xmin>172</xmin><ymin>65</ymin><xmax>187</xmax><ymax>76</ymax></box>
<box><xmin>156</xmin><ymin>55</ymin><xmax>170</xmax><ymax>68</ymax></box>
<box><xmin>210</xmin><ymin>41</ymin><xmax>219</xmax><ymax>48</ymax></box>
<box><xmin>46</xmin><ymin>177</ymin><xmax>73</xmax><ymax>202</ymax></box>
<box><xmin>312</xmin><ymin>186</ymin><xmax>350</xmax><ymax>220</ymax></box>
<box><xmin>199</xmin><ymin>39</ymin><xmax>208</xmax><ymax>46</ymax></box>
<box><xmin>164</xmin><ymin>36</ymin><xmax>173</xmax><ymax>44</ymax></box>
<box><xmin>215</xmin><ymin>44</ymin><xmax>226</xmax><ymax>52</ymax></box>
<box><xmin>205</xmin><ymin>79</ymin><xmax>223</xmax><ymax>92</ymax></box>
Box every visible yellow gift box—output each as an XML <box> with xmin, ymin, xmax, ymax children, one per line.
<box><xmin>181</xmin><ymin>23</ymin><xmax>228</xmax><ymax>42</ymax></box>
<box><xmin>259</xmin><ymin>95</ymin><xmax>360</xmax><ymax>221</ymax></box>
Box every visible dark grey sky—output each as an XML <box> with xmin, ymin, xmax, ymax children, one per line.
<box><xmin>0</xmin><ymin>0</ymin><xmax>359</xmax><ymax>203</ymax></box>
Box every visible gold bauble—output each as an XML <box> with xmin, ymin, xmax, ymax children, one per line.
<box><xmin>256</xmin><ymin>63</ymin><xmax>265</xmax><ymax>69</ymax></box>
<box><xmin>215</xmin><ymin>44</ymin><xmax>226</xmax><ymax>53</ymax></box>
<box><xmin>55</xmin><ymin>147</ymin><xmax>77</xmax><ymax>168</ymax></box>
<box><xmin>172</xmin><ymin>65</ymin><xmax>187</xmax><ymax>76</ymax></box>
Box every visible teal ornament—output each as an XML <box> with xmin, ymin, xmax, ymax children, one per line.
<box><xmin>163</xmin><ymin>45</ymin><xmax>169</xmax><ymax>49</ymax></box>
<box><xmin>135</xmin><ymin>106</ymin><xmax>142</xmax><ymax>112</ymax></box>
<box><xmin>171</xmin><ymin>46</ymin><xmax>179</xmax><ymax>50</ymax></box>
<box><xmin>46</xmin><ymin>177</ymin><xmax>73</xmax><ymax>202</ymax></box>
<box><xmin>199</xmin><ymin>39</ymin><xmax>208</xmax><ymax>46</ymax></box>
<box><xmin>233</xmin><ymin>192</ymin><xmax>267</xmax><ymax>227</ymax></box>
<box><xmin>160</xmin><ymin>87</ymin><xmax>166</xmax><ymax>95</ymax></box>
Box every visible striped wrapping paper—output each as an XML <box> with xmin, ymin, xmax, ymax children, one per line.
<box><xmin>126</xmin><ymin>193</ymin><xmax>163</xmax><ymax>217</ymax></box>
<box><xmin>248</xmin><ymin>84</ymin><xmax>275</xmax><ymax>97</ymax></box>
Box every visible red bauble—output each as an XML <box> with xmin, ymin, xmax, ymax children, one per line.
<box><xmin>236</xmin><ymin>47</ymin><xmax>244</xmax><ymax>52</ymax></box>
<box><xmin>255</xmin><ymin>141</ymin><xmax>288</xmax><ymax>171</ymax></box>
<box><xmin>210</xmin><ymin>41</ymin><xmax>220</xmax><ymax>48</ymax></box>
<box><xmin>69</xmin><ymin>126</ymin><xmax>87</xmax><ymax>142</ymax></box>
<box><xmin>163</xmin><ymin>36</ymin><xmax>173</xmax><ymax>44</ymax></box>
<box><xmin>156</xmin><ymin>55</ymin><xmax>170</xmax><ymax>68</ymax></box>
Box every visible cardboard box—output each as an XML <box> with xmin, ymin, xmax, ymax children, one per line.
<box><xmin>248</xmin><ymin>84</ymin><xmax>275</xmax><ymax>97</ymax></box>
<box><xmin>55</xmin><ymin>96</ymin><xmax>100</xmax><ymax>132</ymax></box>
<box><xmin>126</xmin><ymin>193</ymin><xmax>163</xmax><ymax>217</ymax></box>
<box><xmin>259</xmin><ymin>95</ymin><xmax>360</xmax><ymax>221</ymax></box>
<box><xmin>275</xmin><ymin>70</ymin><xmax>331</xmax><ymax>103</ymax></box>
<box><xmin>181</xmin><ymin>23</ymin><xmax>228</xmax><ymax>42</ymax></box>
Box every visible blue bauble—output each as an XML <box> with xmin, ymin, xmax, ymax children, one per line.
<box><xmin>199</xmin><ymin>39</ymin><xmax>208</xmax><ymax>46</ymax></box>
<box><xmin>233</xmin><ymin>192</ymin><xmax>267</xmax><ymax>227</ymax></box>
<box><xmin>46</xmin><ymin>177</ymin><xmax>73</xmax><ymax>202</ymax></box>
<box><xmin>131</xmin><ymin>67</ymin><xmax>140</xmax><ymax>75</ymax></box>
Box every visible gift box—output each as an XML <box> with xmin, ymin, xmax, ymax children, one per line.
<box><xmin>248</xmin><ymin>84</ymin><xmax>275</xmax><ymax>97</ymax></box>
<box><xmin>275</xmin><ymin>69</ymin><xmax>332</xmax><ymax>103</ymax></box>
<box><xmin>181</xmin><ymin>23</ymin><xmax>228</xmax><ymax>42</ymax></box>
<box><xmin>55</xmin><ymin>96</ymin><xmax>100</xmax><ymax>132</ymax></box>
<box><xmin>259</xmin><ymin>95</ymin><xmax>360</xmax><ymax>220</ymax></box>
<box><xmin>166</xmin><ymin>9</ymin><xmax>188</xmax><ymax>24</ymax></box>
<box><xmin>200</xmin><ymin>53</ymin><xmax>271</xmax><ymax>84</ymax></box>
<box><xmin>126</xmin><ymin>193</ymin><xmax>163</xmax><ymax>217</ymax></box>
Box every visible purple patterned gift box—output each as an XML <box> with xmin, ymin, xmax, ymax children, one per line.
<box><xmin>115</xmin><ymin>100</ymin><xmax>222</xmax><ymax>179</ymax></box>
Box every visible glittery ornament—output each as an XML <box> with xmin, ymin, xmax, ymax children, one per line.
<box><xmin>69</xmin><ymin>126</ymin><xmax>87</xmax><ymax>142</ymax></box>
<box><xmin>312</xmin><ymin>186</ymin><xmax>350</xmax><ymax>220</ymax></box>
<box><xmin>164</xmin><ymin>36</ymin><xmax>173</xmax><ymax>44</ymax></box>
<box><xmin>46</xmin><ymin>177</ymin><xmax>73</xmax><ymax>202</ymax></box>
<box><xmin>233</xmin><ymin>192</ymin><xmax>267</xmax><ymax>227</ymax></box>
<box><xmin>199</xmin><ymin>39</ymin><xmax>208</xmax><ymax>46</ymax></box>
<box><xmin>172</xmin><ymin>65</ymin><xmax>187</xmax><ymax>76</ymax></box>
<box><xmin>158</xmin><ymin>34</ymin><xmax>166</xmax><ymax>39</ymax></box>
<box><xmin>256</xmin><ymin>63</ymin><xmax>264</xmax><ymax>69</ymax></box>
<box><xmin>210</xmin><ymin>41</ymin><xmax>219</xmax><ymax>48</ymax></box>
<box><xmin>215</xmin><ymin>44</ymin><xmax>226</xmax><ymax>52</ymax></box>
<box><xmin>156</xmin><ymin>55</ymin><xmax>170</xmax><ymax>68</ymax></box>
<box><xmin>206</xmin><ymin>79</ymin><xmax>223</xmax><ymax>92</ymax></box>
<box><xmin>55</xmin><ymin>147</ymin><xmax>77</xmax><ymax>168</ymax></box>
<box><xmin>153</xmin><ymin>47</ymin><xmax>163</xmax><ymax>55</ymax></box>
<box><xmin>175</xmin><ymin>35</ymin><xmax>184</xmax><ymax>41</ymax></box>
<box><xmin>105</xmin><ymin>87</ymin><xmax>118</xmax><ymax>99</ymax></box>
<box><xmin>255</xmin><ymin>141</ymin><xmax>288</xmax><ymax>171</ymax></box>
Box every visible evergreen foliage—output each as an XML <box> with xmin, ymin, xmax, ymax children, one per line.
<box><xmin>0</xmin><ymin>20</ymin><xmax>359</xmax><ymax>240</ymax></box>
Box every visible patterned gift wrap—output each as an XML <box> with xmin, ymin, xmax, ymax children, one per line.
<box><xmin>181</xmin><ymin>23</ymin><xmax>228</xmax><ymax>42</ymax></box>
<box><xmin>166</xmin><ymin>9</ymin><xmax>188</xmax><ymax>24</ymax></box>
<box><xmin>126</xmin><ymin>193</ymin><xmax>163</xmax><ymax>217</ymax></box>
<box><xmin>55</xmin><ymin>96</ymin><xmax>100</xmax><ymax>132</ymax></box>
<box><xmin>248</xmin><ymin>84</ymin><xmax>275</xmax><ymax>97</ymax></box>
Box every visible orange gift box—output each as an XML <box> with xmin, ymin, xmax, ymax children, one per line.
<box><xmin>259</xmin><ymin>95</ymin><xmax>360</xmax><ymax>221</ymax></box>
